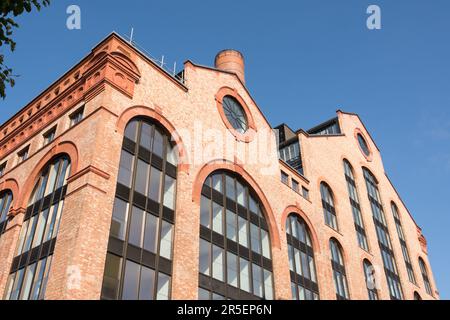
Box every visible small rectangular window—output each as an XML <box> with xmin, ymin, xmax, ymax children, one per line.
<box><xmin>281</xmin><ymin>171</ymin><xmax>289</xmax><ymax>185</ymax></box>
<box><xmin>69</xmin><ymin>106</ymin><xmax>84</xmax><ymax>127</ymax></box>
<box><xmin>43</xmin><ymin>126</ymin><xmax>56</xmax><ymax>146</ymax></box>
<box><xmin>302</xmin><ymin>187</ymin><xmax>310</xmax><ymax>200</ymax></box>
<box><xmin>0</xmin><ymin>162</ymin><xmax>6</xmax><ymax>177</ymax></box>
<box><xmin>18</xmin><ymin>146</ymin><xmax>30</xmax><ymax>164</ymax></box>
<box><xmin>292</xmin><ymin>179</ymin><xmax>299</xmax><ymax>193</ymax></box>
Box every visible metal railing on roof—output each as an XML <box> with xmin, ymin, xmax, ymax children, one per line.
<box><xmin>121</xmin><ymin>33</ymin><xmax>185</xmax><ymax>84</ymax></box>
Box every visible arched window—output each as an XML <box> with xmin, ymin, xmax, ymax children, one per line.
<box><xmin>101</xmin><ymin>118</ymin><xmax>178</xmax><ymax>300</ymax></box>
<box><xmin>343</xmin><ymin>160</ymin><xmax>368</xmax><ymax>250</ymax></box>
<box><xmin>320</xmin><ymin>182</ymin><xmax>338</xmax><ymax>230</ymax></box>
<box><xmin>391</xmin><ymin>202</ymin><xmax>416</xmax><ymax>284</ymax></box>
<box><xmin>414</xmin><ymin>291</ymin><xmax>422</xmax><ymax>300</ymax></box>
<box><xmin>330</xmin><ymin>239</ymin><xmax>349</xmax><ymax>300</ymax></box>
<box><xmin>363</xmin><ymin>259</ymin><xmax>379</xmax><ymax>300</ymax></box>
<box><xmin>363</xmin><ymin>168</ymin><xmax>403</xmax><ymax>300</ymax></box>
<box><xmin>0</xmin><ymin>190</ymin><xmax>13</xmax><ymax>236</ymax></box>
<box><xmin>286</xmin><ymin>214</ymin><xmax>319</xmax><ymax>300</ymax></box>
<box><xmin>4</xmin><ymin>156</ymin><xmax>71</xmax><ymax>300</ymax></box>
<box><xmin>198</xmin><ymin>171</ymin><xmax>274</xmax><ymax>300</ymax></box>
<box><xmin>419</xmin><ymin>258</ymin><xmax>433</xmax><ymax>296</ymax></box>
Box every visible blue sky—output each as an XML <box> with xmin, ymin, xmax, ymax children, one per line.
<box><xmin>1</xmin><ymin>0</ymin><xmax>449</xmax><ymax>298</ymax></box>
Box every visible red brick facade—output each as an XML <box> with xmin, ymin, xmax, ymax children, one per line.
<box><xmin>0</xmin><ymin>33</ymin><xmax>438</xmax><ymax>300</ymax></box>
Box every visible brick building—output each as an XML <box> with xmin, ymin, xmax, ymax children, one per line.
<box><xmin>0</xmin><ymin>33</ymin><xmax>438</xmax><ymax>300</ymax></box>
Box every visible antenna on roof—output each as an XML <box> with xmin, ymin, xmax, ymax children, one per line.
<box><xmin>129</xmin><ymin>27</ymin><xmax>134</xmax><ymax>44</ymax></box>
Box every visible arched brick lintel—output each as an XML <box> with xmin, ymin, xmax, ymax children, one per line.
<box><xmin>192</xmin><ymin>159</ymin><xmax>280</xmax><ymax>249</ymax></box>
<box><xmin>116</xmin><ymin>105</ymin><xmax>190</xmax><ymax>172</ymax></box>
<box><xmin>280</xmin><ymin>205</ymin><xmax>321</xmax><ymax>254</ymax></box>
<box><xmin>0</xmin><ymin>179</ymin><xmax>20</xmax><ymax>210</ymax></box>
<box><xmin>17</xmin><ymin>141</ymin><xmax>79</xmax><ymax>210</ymax></box>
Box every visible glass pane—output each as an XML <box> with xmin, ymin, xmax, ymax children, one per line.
<box><xmin>159</xmin><ymin>221</ymin><xmax>173</xmax><ymax>260</ymax></box>
<box><xmin>122</xmin><ymin>260</ymin><xmax>140</xmax><ymax>300</ymax></box>
<box><xmin>212</xmin><ymin>174</ymin><xmax>222</xmax><ymax>193</ymax></box>
<box><xmin>236</xmin><ymin>182</ymin><xmax>245</xmax><ymax>206</ymax></box>
<box><xmin>198</xmin><ymin>288</ymin><xmax>210</xmax><ymax>300</ymax></box>
<box><xmin>212</xmin><ymin>245</ymin><xmax>224</xmax><ymax>281</ymax></box>
<box><xmin>212</xmin><ymin>202</ymin><xmax>223</xmax><ymax>235</ymax></box>
<box><xmin>199</xmin><ymin>239</ymin><xmax>211</xmax><ymax>276</ymax></box>
<box><xmin>118</xmin><ymin>150</ymin><xmax>134</xmax><ymax>188</ymax></box>
<box><xmin>239</xmin><ymin>258</ymin><xmax>250</xmax><ymax>292</ymax></box>
<box><xmin>156</xmin><ymin>273</ymin><xmax>170</xmax><ymax>300</ymax></box>
<box><xmin>166</xmin><ymin>144</ymin><xmax>177</xmax><ymax>166</ymax></box>
<box><xmin>19</xmin><ymin>263</ymin><xmax>36</xmax><ymax>300</ymax></box>
<box><xmin>140</xmin><ymin>123</ymin><xmax>153</xmax><ymax>150</ymax></box>
<box><xmin>124</xmin><ymin>120</ymin><xmax>138</xmax><ymax>142</ymax></box>
<box><xmin>129</xmin><ymin>207</ymin><xmax>145</xmax><ymax>248</ymax></box>
<box><xmin>135</xmin><ymin>160</ymin><xmax>149</xmax><ymax>195</ymax></box>
<box><xmin>31</xmin><ymin>208</ymin><xmax>49</xmax><ymax>249</ymax></box>
<box><xmin>250</xmin><ymin>223</ymin><xmax>261</xmax><ymax>254</ymax></box>
<box><xmin>139</xmin><ymin>266</ymin><xmax>155</xmax><ymax>300</ymax></box>
<box><xmin>227</xmin><ymin>252</ymin><xmax>238</xmax><ymax>287</ymax></box>
<box><xmin>238</xmin><ymin>217</ymin><xmax>248</xmax><ymax>248</ymax></box>
<box><xmin>200</xmin><ymin>196</ymin><xmax>211</xmax><ymax>228</ymax></box>
<box><xmin>153</xmin><ymin>129</ymin><xmax>164</xmax><ymax>157</ymax></box>
<box><xmin>264</xmin><ymin>270</ymin><xmax>273</xmax><ymax>300</ymax></box>
<box><xmin>102</xmin><ymin>253</ymin><xmax>122</xmax><ymax>300</ymax></box>
<box><xmin>226</xmin><ymin>210</ymin><xmax>237</xmax><ymax>242</ymax></box>
<box><xmin>225</xmin><ymin>176</ymin><xmax>235</xmax><ymax>201</ymax></box>
<box><xmin>111</xmin><ymin>198</ymin><xmax>129</xmax><ymax>241</ymax></box>
<box><xmin>163</xmin><ymin>175</ymin><xmax>176</xmax><ymax>210</ymax></box>
<box><xmin>143</xmin><ymin>213</ymin><xmax>158</xmax><ymax>253</ymax></box>
<box><xmin>148</xmin><ymin>167</ymin><xmax>162</xmax><ymax>203</ymax></box>
<box><xmin>261</xmin><ymin>229</ymin><xmax>271</xmax><ymax>259</ymax></box>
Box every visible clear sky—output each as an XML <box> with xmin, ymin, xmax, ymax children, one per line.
<box><xmin>1</xmin><ymin>0</ymin><xmax>449</xmax><ymax>299</ymax></box>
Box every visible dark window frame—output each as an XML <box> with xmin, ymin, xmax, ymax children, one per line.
<box><xmin>198</xmin><ymin>171</ymin><xmax>274</xmax><ymax>300</ymax></box>
<box><xmin>343</xmin><ymin>160</ymin><xmax>369</xmax><ymax>251</ymax></box>
<box><xmin>43</xmin><ymin>126</ymin><xmax>57</xmax><ymax>146</ymax></box>
<box><xmin>69</xmin><ymin>106</ymin><xmax>85</xmax><ymax>127</ymax></box>
<box><xmin>4</xmin><ymin>156</ymin><xmax>71</xmax><ymax>300</ymax></box>
<box><xmin>363</xmin><ymin>168</ymin><xmax>404</xmax><ymax>300</ymax></box>
<box><xmin>391</xmin><ymin>202</ymin><xmax>416</xmax><ymax>284</ymax></box>
<box><xmin>330</xmin><ymin>239</ymin><xmax>350</xmax><ymax>300</ymax></box>
<box><xmin>320</xmin><ymin>182</ymin><xmax>338</xmax><ymax>230</ymax></box>
<box><xmin>17</xmin><ymin>145</ymin><xmax>30</xmax><ymax>164</ymax></box>
<box><xmin>100</xmin><ymin>118</ymin><xmax>178</xmax><ymax>300</ymax></box>
<box><xmin>286</xmin><ymin>214</ymin><xmax>319</xmax><ymax>300</ymax></box>
<box><xmin>363</xmin><ymin>259</ymin><xmax>379</xmax><ymax>300</ymax></box>
<box><xmin>419</xmin><ymin>258</ymin><xmax>433</xmax><ymax>296</ymax></box>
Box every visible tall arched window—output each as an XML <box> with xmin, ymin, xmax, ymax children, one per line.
<box><xmin>343</xmin><ymin>160</ymin><xmax>369</xmax><ymax>251</ymax></box>
<box><xmin>286</xmin><ymin>214</ymin><xmax>319</xmax><ymax>300</ymax></box>
<box><xmin>320</xmin><ymin>182</ymin><xmax>338</xmax><ymax>230</ymax></box>
<box><xmin>363</xmin><ymin>168</ymin><xmax>403</xmax><ymax>300</ymax></box>
<box><xmin>0</xmin><ymin>190</ymin><xmax>13</xmax><ymax>236</ymax></box>
<box><xmin>391</xmin><ymin>202</ymin><xmax>416</xmax><ymax>284</ymax></box>
<box><xmin>330</xmin><ymin>239</ymin><xmax>349</xmax><ymax>300</ymax></box>
<box><xmin>198</xmin><ymin>171</ymin><xmax>274</xmax><ymax>300</ymax></box>
<box><xmin>414</xmin><ymin>291</ymin><xmax>422</xmax><ymax>300</ymax></box>
<box><xmin>4</xmin><ymin>156</ymin><xmax>71</xmax><ymax>300</ymax></box>
<box><xmin>330</xmin><ymin>239</ymin><xmax>350</xmax><ymax>300</ymax></box>
<box><xmin>419</xmin><ymin>258</ymin><xmax>432</xmax><ymax>296</ymax></box>
<box><xmin>101</xmin><ymin>118</ymin><xmax>178</xmax><ymax>300</ymax></box>
<box><xmin>363</xmin><ymin>259</ymin><xmax>378</xmax><ymax>300</ymax></box>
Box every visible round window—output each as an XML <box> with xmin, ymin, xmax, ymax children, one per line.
<box><xmin>357</xmin><ymin>133</ymin><xmax>370</xmax><ymax>157</ymax></box>
<box><xmin>222</xmin><ymin>95</ymin><xmax>248</xmax><ymax>134</ymax></box>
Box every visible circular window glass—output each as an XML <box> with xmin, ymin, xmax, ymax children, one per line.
<box><xmin>357</xmin><ymin>134</ymin><xmax>370</xmax><ymax>157</ymax></box>
<box><xmin>222</xmin><ymin>96</ymin><xmax>248</xmax><ymax>134</ymax></box>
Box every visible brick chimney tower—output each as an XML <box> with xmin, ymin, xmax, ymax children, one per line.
<box><xmin>214</xmin><ymin>49</ymin><xmax>245</xmax><ymax>84</ymax></box>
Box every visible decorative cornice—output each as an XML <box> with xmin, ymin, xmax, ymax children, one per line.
<box><xmin>67</xmin><ymin>165</ymin><xmax>110</xmax><ymax>184</ymax></box>
<box><xmin>0</xmin><ymin>34</ymin><xmax>141</xmax><ymax>160</ymax></box>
